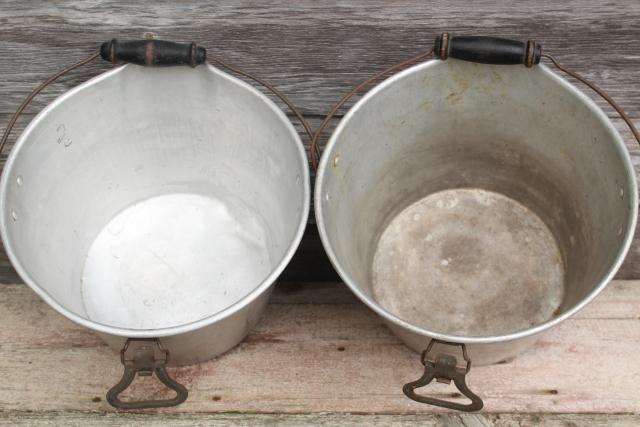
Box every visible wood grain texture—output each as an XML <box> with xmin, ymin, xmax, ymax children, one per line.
<box><xmin>1</xmin><ymin>1</ymin><xmax>640</xmax><ymax>283</ymax></box>
<box><xmin>1</xmin><ymin>1</ymin><xmax>640</xmax><ymax>116</ymax></box>
<box><xmin>0</xmin><ymin>411</ymin><xmax>638</xmax><ymax>427</ymax></box>
<box><xmin>0</xmin><ymin>280</ymin><xmax>638</xmax><ymax>414</ymax></box>
<box><xmin>2</xmin><ymin>3</ymin><xmax>640</xmax><ymax>423</ymax></box>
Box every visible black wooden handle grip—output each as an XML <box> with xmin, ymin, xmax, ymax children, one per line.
<box><xmin>434</xmin><ymin>33</ymin><xmax>541</xmax><ymax>67</ymax></box>
<box><xmin>100</xmin><ymin>39</ymin><xmax>206</xmax><ymax>67</ymax></box>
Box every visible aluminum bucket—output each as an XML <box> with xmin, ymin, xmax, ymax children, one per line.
<box><xmin>315</xmin><ymin>50</ymin><xmax>637</xmax><ymax>408</ymax></box>
<box><xmin>0</xmin><ymin>60</ymin><xmax>310</xmax><ymax>406</ymax></box>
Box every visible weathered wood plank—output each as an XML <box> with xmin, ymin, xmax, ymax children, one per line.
<box><xmin>272</xmin><ymin>279</ymin><xmax>640</xmax><ymax>319</ymax></box>
<box><xmin>1</xmin><ymin>2</ymin><xmax>639</xmax><ymax>423</ymax></box>
<box><xmin>1</xmin><ymin>1</ymin><xmax>640</xmax><ymax>282</ymax></box>
<box><xmin>0</xmin><ymin>411</ymin><xmax>638</xmax><ymax>427</ymax></box>
<box><xmin>0</xmin><ymin>1</ymin><xmax>639</xmax><ymax>116</ymax></box>
<box><xmin>0</xmin><ymin>280</ymin><xmax>638</xmax><ymax>414</ymax></box>
<box><xmin>2</xmin><ymin>1</ymin><xmax>640</xmax><ymax>282</ymax></box>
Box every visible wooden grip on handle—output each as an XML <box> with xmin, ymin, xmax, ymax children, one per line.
<box><xmin>100</xmin><ymin>39</ymin><xmax>206</xmax><ymax>67</ymax></box>
<box><xmin>435</xmin><ymin>33</ymin><xmax>541</xmax><ymax>67</ymax></box>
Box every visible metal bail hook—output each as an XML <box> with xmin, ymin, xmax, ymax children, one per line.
<box><xmin>106</xmin><ymin>338</ymin><xmax>188</xmax><ymax>410</ymax></box>
<box><xmin>403</xmin><ymin>340</ymin><xmax>483</xmax><ymax>412</ymax></box>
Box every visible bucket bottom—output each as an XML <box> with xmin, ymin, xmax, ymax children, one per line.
<box><xmin>372</xmin><ymin>188</ymin><xmax>564</xmax><ymax>337</ymax></box>
<box><xmin>80</xmin><ymin>192</ymin><xmax>272</xmax><ymax>330</ymax></box>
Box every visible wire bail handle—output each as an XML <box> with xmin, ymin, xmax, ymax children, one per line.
<box><xmin>310</xmin><ymin>32</ymin><xmax>639</xmax><ymax>412</ymax></box>
<box><xmin>0</xmin><ymin>37</ymin><xmax>316</xmax><ymax>410</ymax></box>
<box><xmin>309</xmin><ymin>32</ymin><xmax>639</xmax><ymax>172</ymax></box>
<box><xmin>0</xmin><ymin>37</ymin><xmax>315</xmax><ymax>165</ymax></box>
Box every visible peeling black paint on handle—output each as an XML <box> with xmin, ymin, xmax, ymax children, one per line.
<box><xmin>100</xmin><ymin>39</ymin><xmax>206</xmax><ymax>67</ymax></box>
<box><xmin>435</xmin><ymin>33</ymin><xmax>541</xmax><ymax>67</ymax></box>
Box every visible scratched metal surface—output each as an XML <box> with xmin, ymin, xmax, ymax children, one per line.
<box><xmin>0</xmin><ymin>1</ymin><xmax>639</xmax><ymax>283</ymax></box>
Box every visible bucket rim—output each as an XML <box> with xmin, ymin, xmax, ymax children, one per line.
<box><xmin>0</xmin><ymin>63</ymin><xmax>311</xmax><ymax>338</ymax></box>
<box><xmin>314</xmin><ymin>58</ymin><xmax>638</xmax><ymax>344</ymax></box>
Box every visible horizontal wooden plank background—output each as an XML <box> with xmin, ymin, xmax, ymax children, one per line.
<box><xmin>1</xmin><ymin>412</ymin><xmax>638</xmax><ymax>427</ymax></box>
<box><xmin>2</xmin><ymin>2</ymin><xmax>640</xmax><ymax>425</ymax></box>
<box><xmin>1</xmin><ymin>0</ymin><xmax>640</xmax><ymax>282</ymax></box>
<box><xmin>0</xmin><ymin>281</ymin><xmax>638</xmax><ymax>417</ymax></box>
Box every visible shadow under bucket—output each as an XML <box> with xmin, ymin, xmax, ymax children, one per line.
<box><xmin>315</xmin><ymin>39</ymin><xmax>637</xmax><ymax>410</ymax></box>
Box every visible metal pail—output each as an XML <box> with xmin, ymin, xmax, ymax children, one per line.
<box><xmin>0</xmin><ymin>46</ymin><xmax>310</xmax><ymax>408</ymax></box>
<box><xmin>315</xmin><ymin>36</ymin><xmax>637</xmax><ymax>410</ymax></box>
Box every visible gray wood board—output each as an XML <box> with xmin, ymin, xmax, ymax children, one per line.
<box><xmin>0</xmin><ymin>412</ymin><xmax>638</xmax><ymax>427</ymax></box>
<box><xmin>1</xmin><ymin>0</ymin><xmax>640</xmax><ymax>284</ymax></box>
<box><xmin>0</xmin><ymin>280</ymin><xmax>639</xmax><ymax>414</ymax></box>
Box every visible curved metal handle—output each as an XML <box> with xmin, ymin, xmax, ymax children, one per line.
<box><xmin>107</xmin><ymin>364</ymin><xmax>189</xmax><ymax>410</ymax></box>
<box><xmin>403</xmin><ymin>340</ymin><xmax>483</xmax><ymax>412</ymax></box>
<box><xmin>308</xmin><ymin>47</ymin><xmax>435</xmax><ymax>171</ymax></box>
<box><xmin>0</xmin><ymin>51</ymin><xmax>101</xmax><ymax>159</ymax></box>
<box><xmin>542</xmin><ymin>53</ymin><xmax>640</xmax><ymax>146</ymax></box>
<box><xmin>206</xmin><ymin>56</ymin><xmax>315</xmax><ymax>156</ymax></box>
<box><xmin>106</xmin><ymin>339</ymin><xmax>188</xmax><ymax>410</ymax></box>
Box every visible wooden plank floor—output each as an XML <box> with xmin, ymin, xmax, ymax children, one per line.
<box><xmin>1</xmin><ymin>1</ymin><xmax>640</xmax><ymax>425</ymax></box>
<box><xmin>0</xmin><ymin>281</ymin><xmax>638</xmax><ymax>425</ymax></box>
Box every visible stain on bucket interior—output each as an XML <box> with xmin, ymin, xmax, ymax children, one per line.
<box><xmin>372</xmin><ymin>188</ymin><xmax>564</xmax><ymax>337</ymax></box>
<box><xmin>314</xmin><ymin>34</ymin><xmax>639</xmax><ymax>411</ymax></box>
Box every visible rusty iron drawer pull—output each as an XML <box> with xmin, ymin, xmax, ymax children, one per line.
<box><xmin>403</xmin><ymin>340</ymin><xmax>483</xmax><ymax>412</ymax></box>
<box><xmin>106</xmin><ymin>338</ymin><xmax>188</xmax><ymax>410</ymax></box>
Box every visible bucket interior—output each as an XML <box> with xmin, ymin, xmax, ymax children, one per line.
<box><xmin>1</xmin><ymin>64</ymin><xmax>308</xmax><ymax>331</ymax></box>
<box><xmin>318</xmin><ymin>59</ymin><xmax>635</xmax><ymax>337</ymax></box>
